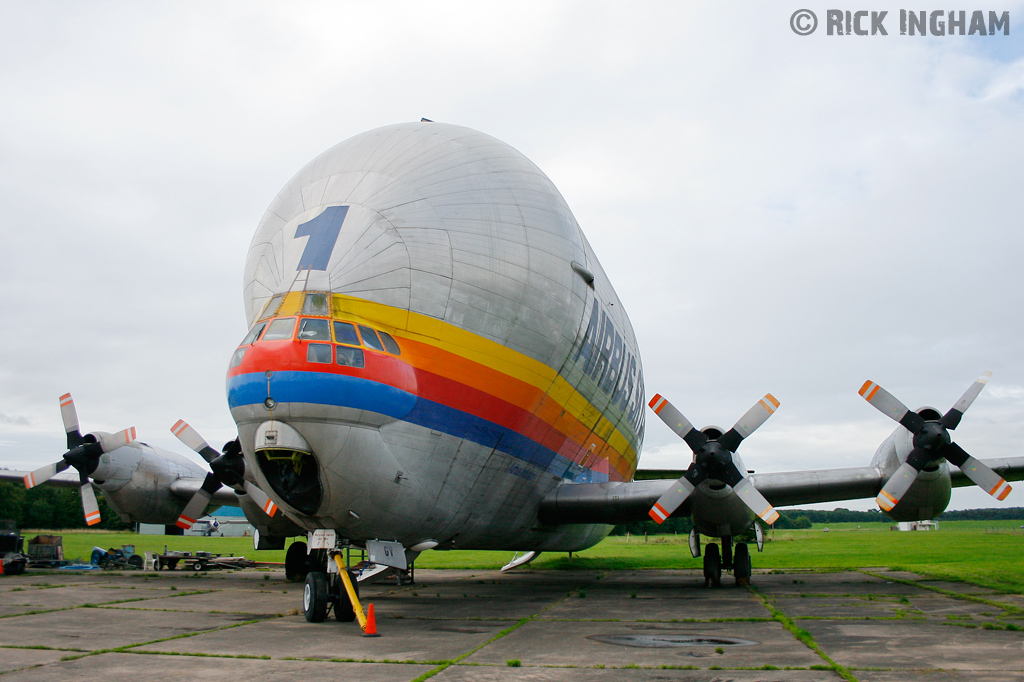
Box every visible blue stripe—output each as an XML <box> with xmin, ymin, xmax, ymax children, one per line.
<box><xmin>226</xmin><ymin>371</ymin><xmax>608</xmax><ymax>484</ymax></box>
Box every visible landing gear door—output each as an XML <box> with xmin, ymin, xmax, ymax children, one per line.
<box><xmin>367</xmin><ymin>539</ymin><xmax>407</xmax><ymax>570</ymax></box>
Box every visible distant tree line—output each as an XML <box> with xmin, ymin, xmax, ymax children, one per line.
<box><xmin>0</xmin><ymin>481</ymin><xmax>132</xmax><ymax>531</ymax></box>
<box><xmin>610</xmin><ymin>506</ymin><xmax>1024</xmax><ymax>536</ymax></box>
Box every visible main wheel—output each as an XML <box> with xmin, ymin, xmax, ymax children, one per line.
<box><xmin>703</xmin><ymin>543</ymin><xmax>722</xmax><ymax>588</ymax></box>
<box><xmin>734</xmin><ymin>543</ymin><xmax>751</xmax><ymax>586</ymax></box>
<box><xmin>285</xmin><ymin>541</ymin><xmax>309</xmax><ymax>583</ymax></box>
<box><xmin>333</xmin><ymin>571</ymin><xmax>360</xmax><ymax>622</ymax></box>
<box><xmin>303</xmin><ymin>571</ymin><xmax>329</xmax><ymax>622</ymax></box>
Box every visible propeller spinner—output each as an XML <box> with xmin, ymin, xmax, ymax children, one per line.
<box><xmin>647</xmin><ymin>393</ymin><xmax>781</xmax><ymax>526</ymax></box>
<box><xmin>23</xmin><ymin>393</ymin><xmax>137</xmax><ymax>526</ymax></box>
<box><xmin>860</xmin><ymin>372</ymin><xmax>1011</xmax><ymax>512</ymax></box>
<box><xmin>170</xmin><ymin>420</ymin><xmax>278</xmax><ymax>529</ymax></box>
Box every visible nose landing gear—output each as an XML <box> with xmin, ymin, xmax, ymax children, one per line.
<box><xmin>700</xmin><ymin>536</ymin><xmax>752</xmax><ymax>588</ymax></box>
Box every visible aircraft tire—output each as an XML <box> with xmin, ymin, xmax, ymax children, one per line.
<box><xmin>703</xmin><ymin>543</ymin><xmax>721</xmax><ymax>588</ymax></box>
<box><xmin>285</xmin><ymin>541</ymin><xmax>309</xmax><ymax>583</ymax></box>
<box><xmin>734</xmin><ymin>543</ymin><xmax>751</xmax><ymax>585</ymax></box>
<box><xmin>333</xmin><ymin>571</ymin><xmax>360</xmax><ymax>622</ymax></box>
<box><xmin>303</xmin><ymin>571</ymin><xmax>329</xmax><ymax>622</ymax></box>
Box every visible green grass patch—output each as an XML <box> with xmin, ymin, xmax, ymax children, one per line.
<box><xmin>28</xmin><ymin>525</ymin><xmax>1024</xmax><ymax>594</ymax></box>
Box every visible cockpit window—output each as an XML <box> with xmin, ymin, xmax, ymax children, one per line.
<box><xmin>333</xmin><ymin>321</ymin><xmax>360</xmax><ymax>346</ymax></box>
<box><xmin>302</xmin><ymin>293</ymin><xmax>329</xmax><ymax>316</ymax></box>
<box><xmin>307</xmin><ymin>343</ymin><xmax>332</xmax><ymax>364</ymax></box>
<box><xmin>336</xmin><ymin>346</ymin><xmax>365</xmax><ymax>368</ymax></box>
<box><xmin>229</xmin><ymin>347</ymin><xmax>247</xmax><ymax>368</ymax></box>
<box><xmin>378</xmin><ymin>331</ymin><xmax>401</xmax><ymax>355</ymax></box>
<box><xmin>298</xmin><ymin>318</ymin><xmax>331</xmax><ymax>341</ymax></box>
<box><xmin>241</xmin><ymin>321</ymin><xmax>267</xmax><ymax>346</ymax></box>
<box><xmin>358</xmin><ymin>325</ymin><xmax>385</xmax><ymax>352</ymax></box>
<box><xmin>262</xmin><ymin>317</ymin><xmax>297</xmax><ymax>341</ymax></box>
<box><xmin>259</xmin><ymin>294</ymin><xmax>286</xmax><ymax>321</ymax></box>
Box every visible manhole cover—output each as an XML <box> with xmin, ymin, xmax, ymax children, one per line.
<box><xmin>588</xmin><ymin>634</ymin><xmax>759</xmax><ymax>648</ymax></box>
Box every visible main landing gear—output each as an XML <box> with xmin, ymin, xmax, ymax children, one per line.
<box><xmin>693</xmin><ymin>531</ymin><xmax>752</xmax><ymax>587</ymax></box>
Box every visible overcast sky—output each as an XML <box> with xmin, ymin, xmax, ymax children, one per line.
<box><xmin>2</xmin><ymin>2</ymin><xmax>1023</xmax><ymax>512</ymax></box>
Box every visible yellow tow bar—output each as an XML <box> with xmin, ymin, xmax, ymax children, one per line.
<box><xmin>331</xmin><ymin>552</ymin><xmax>378</xmax><ymax>636</ymax></box>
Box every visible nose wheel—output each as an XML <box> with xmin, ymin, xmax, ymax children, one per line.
<box><xmin>703</xmin><ymin>543</ymin><xmax>721</xmax><ymax>587</ymax></box>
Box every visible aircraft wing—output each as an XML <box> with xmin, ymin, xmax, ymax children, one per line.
<box><xmin>1</xmin><ymin>469</ymin><xmax>239</xmax><ymax>506</ymax></box>
<box><xmin>539</xmin><ymin>456</ymin><xmax>1024</xmax><ymax>525</ymax></box>
<box><xmin>0</xmin><ymin>469</ymin><xmax>81</xmax><ymax>488</ymax></box>
<box><xmin>168</xmin><ymin>478</ymin><xmax>239</xmax><ymax>505</ymax></box>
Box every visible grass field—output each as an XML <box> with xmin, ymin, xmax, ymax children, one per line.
<box><xmin>20</xmin><ymin>522</ymin><xmax>1024</xmax><ymax>593</ymax></box>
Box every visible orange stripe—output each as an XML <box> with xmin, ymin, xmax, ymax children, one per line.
<box><xmin>60</xmin><ymin>393</ymin><xmax>73</xmax><ymax>405</ymax></box>
<box><xmin>996</xmin><ymin>486</ymin><xmax>1011</xmax><ymax>501</ymax></box>
<box><xmin>988</xmin><ymin>480</ymin><xmax>1006</xmax><ymax>496</ymax></box>
<box><xmin>649</xmin><ymin>394</ymin><xmax>662</xmax><ymax>409</ymax></box>
<box><xmin>764</xmin><ymin>394</ymin><xmax>780</xmax><ymax>409</ymax></box>
<box><xmin>876</xmin><ymin>490</ymin><xmax>897</xmax><ymax>511</ymax></box>
<box><xmin>24</xmin><ymin>474</ymin><xmax>34</xmax><ymax>488</ymax></box>
<box><xmin>172</xmin><ymin>420</ymin><xmax>187</xmax><ymax>435</ymax></box>
<box><xmin>858</xmin><ymin>381</ymin><xmax>872</xmax><ymax>397</ymax></box>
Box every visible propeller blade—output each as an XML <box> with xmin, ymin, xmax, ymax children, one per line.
<box><xmin>176</xmin><ymin>472</ymin><xmax>220</xmax><ymax>529</ymax></box>
<box><xmin>59</xmin><ymin>393</ymin><xmax>83</xmax><ymax>449</ymax></box>
<box><xmin>23</xmin><ymin>460</ymin><xmax>71</xmax><ymax>489</ymax></box>
<box><xmin>244</xmin><ymin>481</ymin><xmax>279</xmax><ymax>517</ymax></box>
<box><xmin>98</xmin><ymin>427</ymin><xmax>137</xmax><ymax>453</ymax></box>
<box><xmin>733</xmin><ymin>478</ymin><xmax>780</xmax><ymax>525</ymax></box>
<box><xmin>649</xmin><ymin>394</ymin><xmax>708</xmax><ymax>452</ymax></box>
<box><xmin>943</xmin><ymin>443</ymin><xmax>1011</xmax><ymax>501</ymax></box>
<box><xmin>719</xmin><ymin>394</ymin><xmax>780</xmax><ymax>452</ymax></box>
<box><xmin>170</xmin><ymin>419</ymin><xmax>221</xmax><ymax>463</ymax></box>
<box><xmin>875</xmin><ymin>461</ymin><xmax>920</xmax><ymax>512</ymax></box>
<box><xmin>859</xmin><ymin>381</ymin><xmax>926</xmax><ymax>434</ymax></box>
<box><xmin>79</xmin><ymin>472</ymin><xmax>102</xmax><ymax>526</ymax></box>
<box><xmin>649</xmin><ymin>476</ymin><xmax>696</xmax><ymax>524</ymax></box>
<box><xmin>942</xmin><ymin>371</ymin><xmax>992</xmax><ymax>430</ymax></box>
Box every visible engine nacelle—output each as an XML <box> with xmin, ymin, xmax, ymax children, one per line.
<box><xmin>869</xmin><ymin>421</ymin><xmax>952</xmax><ymax>521</ymax></box>
<box><xmin>92</xmin><ymin>442</ymin><xmax>219</xmax><ymax>525</ymax></box>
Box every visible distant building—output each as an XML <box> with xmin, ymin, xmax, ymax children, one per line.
<box><xmin>893</xmin><ymin>520</ymin><xmax>939</xmax><ymax>531</ymax></box>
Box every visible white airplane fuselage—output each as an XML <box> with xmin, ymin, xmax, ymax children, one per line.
<box><xmin>226</xmin><ymin>122</ymin><xmax>646</xmax><ymax>552</ymax></box>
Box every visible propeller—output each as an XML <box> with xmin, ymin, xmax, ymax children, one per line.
<box><xmin>23</xmin><ymin>393</ymin><xmax>137</xmax><ymax>526</ymax></box>
<box><xmin>170</xmin><ymin>419</ymin><xmax>278</xmax><ymax>529</ymax></box>
<box><xmin>860</xmin><ymin>372</ymin><xmax>1011</xmax><ymax>512</ymax></box>
<box><xmin>647</xmin><ymin>393</ymin><xmax>781</xmax><ymax>526</ymax></box>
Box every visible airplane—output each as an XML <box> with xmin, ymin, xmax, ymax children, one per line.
<box><xmin>4</xmin><ymin>121</ymin><xmax>1023</xmax><ymax>623</ymax></box>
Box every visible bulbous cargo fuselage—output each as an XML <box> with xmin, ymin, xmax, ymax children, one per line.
<box><xmin>226</xmin><ymin>122</ymin><xmax>645</xmax><ymax>551</ymax></box>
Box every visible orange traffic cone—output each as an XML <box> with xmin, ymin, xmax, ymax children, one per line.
<box><xmin>362</xmin><ymin>602</ymin><xmax>380</xmax><ymax>637</ymax></box>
